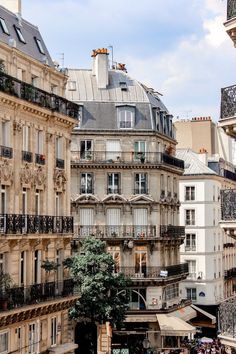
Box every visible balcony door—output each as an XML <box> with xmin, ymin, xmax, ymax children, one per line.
<box><xmin>133</xmin><ymin>208</ymin><xmax>147</xmax><ymax>238</ymax></box>
<box><xmin>106</xmin><ymin>208</ymin><xmax>120</xmax><ymax>237</ymax></box>
<box><xmin>80</xmin><ymin>208</ymin><xmax>94</xmax><ymax>236</ymax></box>
<box><xmin>106</xmin><ymin>140</ymin><xmax>121</xmax><ymax>161</ymax></box>
<box><xmin>134</xmin><ymin>247</ymin><xmax>147</xmax><ymax>276</ymax></box>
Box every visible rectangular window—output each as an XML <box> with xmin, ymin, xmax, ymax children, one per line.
<box><xmin>2</xmin><ymin>121</ymin><xmax>10</xmax><ymax>147</ymax></box>
<box><xmin>185</xmin><ymin>209</ymin><xmax>195</xmax><ymax>226</ymax></box>
<box><xmin>186</xmin><ymin>288</ymin><xmax>196</xmax><ymax>301</ymax></box>
<box><xmin>0</xmin><ymin>186</ymin><xmax>6</xmax><ymax>214</ymax></box>
<box><xmin>107</xmin><ymin>246</ymin><xmax>120</xmax><ymax>273</ymax></box>
<box><xmin>81</xmin><ymin>173</ymin><xmax>93</xmax><ymax>194</ymax></box>
<box><xmin>186</xmin><ymin>260</ymin><xmax>196</xmax><ymax>280</ymax></box>
<box><xmin>34</xmin><ymin>37</ymin><xmax>45</xmax><ymax>54</ymax></box>
<box><xmin>29</xmin><ymin>324</ymin><xmax>36</xmax><ymax>354</ymax></box>
<box><xmin>0</xmin><ymin>18</ymin><xmax>9</xmax><ymax>35</ymax></box>
<box><xmin>106</xmin><ymin>208</ymin><xmax>121</xmax><ymax>237</ymax></box>
<box><xmin>106</xmin><ymin>140</ymin><xmax>121</xmax><ymax>161</ymax></box>
<box><xmin>14</xmin><ymin>25</ymin><xmax>26</xmax><ymax>43</ymax></box>
<box><xmin>34</xmin><ymin>250</ymin><xmax>41</xmax><ymax>284</ymax></box>
<box><xmin>107</xmin><ymin>173</ymin><xmax>120</xmax><ymax>194</ymax></box>
<box><xmin>133</xmin><ymin>208</ymin><xmax>148</xmax><ymax>237</ymax></box>
<box><xmin>36</xmin><ymin>130</ymin><xmax>43</xmax><ymax>154</ymax></box>
<box><xmin>185</xmin><ymin>234</ymin><xmax>196</xmax><ymax>251</ymax></box>
<box><xmin>80</xmin><ymin>140</ymin><xmax>92</xmax><ymax>160</ymax></box>
<box><xmin>20</xmin><ymin>251</ymin><xmax>25</xmax><ymax>285</ymax></box>
<box><xmin>117</xmin><ymin>106</ymin><xmax>135</xmax><ymax>129</ymax></box>
<box><xmin>51</xmin><ymin>317</ymin><xmax>57</xmax><ymax>346</ymax></box>
<box><xmin>55</xmin><ymin>136</ymin><xmax>63</xmax><ymax>159</ymax></box>
<box><xmin>134</xmin><ymin>173</ymin><xmax>147</xmax><ymax>194</ymax></box>
<box><xmin>22</xmin><ymin>125</ymin><xmax>30</xmax><ymax>152</ymax></box>
<box><xmin>134</xmin><ymin>141</ymin><xmax>146</xmax><ymax>160</ymax></box>
<box><xmin>80</xmin><ymin>208</ymin><xmax>94</xmax><ymax>236</ymax></box>
<box><xmin>35</xmin><ymin>190</ymin><xmax>40</xmax><ymax>215</ymax></box>
<box><xmin>185</xmin><ymin>186</ymin><xmax>195</xmax><ymax>201</ymax></box>
<box><xmin>74</xmin><ymin>105</ymin><xmax>83</xmax><ymax>129</ymax></box>
<box><xmin>135</xmin><ymin>248</ymin><xmax>147</xmax><ymax>276</ymax></box>
<box><xmin>31</xmin><ymin>75</ymin><xmax>39</xmax><ymax>87</ymax></box>
<box><xmin>0</xmin><ymin>331</ymin><xmax>8</xmax><ymax>354</ymax></box>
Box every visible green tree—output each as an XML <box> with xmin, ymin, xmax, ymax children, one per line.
<box><xmin>68</xmin><ymin>237</ymin><xmax>131</xmax><ymax>327</ymax></box>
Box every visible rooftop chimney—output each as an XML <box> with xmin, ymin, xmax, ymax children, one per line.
<box><xmin>91</xmin><ymin>48</ymin><xmax>109</xmax><ymax>89</ymax></box>
<box><xmin>0</xmin><ymin>0</ymin><xmax>21</xmax><ymax>15</ymax></box>
<box><xmin>198</xmin><ymin>148</ymin><xmax>208</xmax><ymax>165</ymax></box>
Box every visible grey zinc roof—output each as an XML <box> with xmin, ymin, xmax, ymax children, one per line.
<box><xmin>66</xmin><ymin>68</ymin><xmax>163</xmax><ymax>105</ymax></box>
<box><xmin>176</xmin><ymin>149</ymin><xmax>217</xmax><ymax>176</ymax></box>
<box><xmin>0</xmin><ymin>5</ymin><xmax>53</xmax><ymax>66</ymax></box>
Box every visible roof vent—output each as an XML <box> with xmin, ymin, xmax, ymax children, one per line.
<box><xmin>8</xmin><ymin>37</ymin><xmax>16</xmax><ymax>47</ymax></box>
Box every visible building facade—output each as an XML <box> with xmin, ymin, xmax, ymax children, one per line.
<box><xmin>0</xmin><ymin>3</ymin><xmax>79</xmax><ymax>354</ymax></box>
<box><xmin>67</xmin><ymin>49</ymin><xmax>196</xmax><ymax>353</ymax></box>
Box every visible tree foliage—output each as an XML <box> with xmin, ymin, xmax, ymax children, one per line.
<box><xmin>68</xmin><ymin>237</ymin><xmax>131</xmax><ymax>326</ymax></box>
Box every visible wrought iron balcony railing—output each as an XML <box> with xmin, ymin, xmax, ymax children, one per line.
<box><xmin>107</xmin><ymin>188</ymin><xmax>121</xmax><ymax>194</ymax></box>
<box><xmin>80</xmin><ymin>188</ymin><xmax>94</xmax><ymax>194</ymax></box>
<box><xmin>134</xmin><ymin>188</ymin><xmax>148</xmax><ymax>195</ymax></box>
<box><xmin>227</xmin><ymin>0</ymin><xmax>236</xmax><ymax>20</ymax></box>
<box><xmin>0</xmin><ymin>71</ymin><xmax>79</xmax><ymax>119</ymax></box>
<box><xmin>35</xmin><ymin>153</ymin><xmax>46</xmax><ymax>165</ymax></box>
<box><xmin>71</xmin><ymin>151</ymin><xmax>184</xmax><ymax>169</ymax></box>
<box><xmin>221</xmin><ymin>189</ymin><xmax>236</xmax><ymax>220</ymax></box>
<box><xmin>219</xmin><ymin>297</ymin><xmax>236</xmax><ymax>337</ymax></box>
<box><xmin>75</xmin><ymin>225</ymin><xmax>157</xmax><ymax>238</ymax></box>
<box><xmin>22</xmin><ymin>150</ymin><xmax>33</xmax><ymax>163</ymax></box>
<box><xmin>119</xmin><ymin>263</ymin><xmax>188</xmax><ymax>279</ymax></box>
<box><xmin>0</xmin><ymin>214</ymin><xmax>73</xmax><ymax>234</ymax></box>
<box><xmin>0</xmin><ymin>145</ymin><xmax>13</xmax><ymax>159</ymax></box>
<box><xmin>56</xmin><ymin>158</ymin><xmax>65</xmax><ymax>169</ymax></box>
<box><xmin>221</xmin><ymin>85</ymin><xmax>236</xmax><ymax>120</ymax></box>
<box><xmin>160</xmin><ymin>225</ymin><xmax>185</xmax><ymax>238</ymax></box>
<box><xmin>224</xmin><ymin>267</ymin><xmax>236</xmax><ymax>279</ymax></box>
<box><xmin>0</xmin><ymin>279</ymin><xmax>76</xmax><ymax>312</ymax></box>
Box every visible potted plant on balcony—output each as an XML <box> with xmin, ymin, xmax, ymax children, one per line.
<box><xmin>41</xmin><ymin>259</ymin><xmax>59</xmax><ymax>282</ymax></box>
<box><xmin>0</xmin><ymin>273</ymin><xmax>13</xmax><ymax>310</ymax></box>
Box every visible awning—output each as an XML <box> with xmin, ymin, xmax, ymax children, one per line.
<box><xmin>125</xmin><ymin>314</ymin><xmax>157</xmax><ymax>322</ymax></box>
<box><xmin>49</xmin><ymin>343</ymin><xmax>78</xmax><ymax>354</ymax></box>
<box><xmin>170</xmin><ymin>305</ymin><xmax>197</xmax><ymax>321</ymax></box>
<box><xmin>191</xmin><ymin>305</ymin><xmax>216</xmax><ymax>324</ymax></box>
<box><xmin>156</xmin><ymin>314</ymin><xmax>196</xmax><ymax>336</ymax></box>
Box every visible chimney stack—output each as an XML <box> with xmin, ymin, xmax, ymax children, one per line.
<box><xmin>0</xmin><ymin>0</ymin><xmax>21</xmax><ymax>15</ymax></box>
<box><xmin>91</xmin><ymin>48</ymin><xmax>109</xmax><ymax>89</ymax></box>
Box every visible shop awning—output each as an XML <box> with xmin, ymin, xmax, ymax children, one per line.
<box><xmin>170</xmin><ymin>305</ymin><xmax>197</xmax><ymax>321</ymax></box>
<box><xmin>49</xmin><ymin>343</ymin><xmax>78</xmax><ymax>354</ymax></box>
<box><xmin>156</xmin><ymin>314</ymin><xmax>196</xmax><ymax>336</ymax></box>
<box><xmin>125</xmin><ymin>314</ymin><xmax>157</xmax><ymax>322</ymax></box>
<box><xmin>191</xmin><ymin>305</ymin><xmax>216</xmax><ymax>324</ymax></box>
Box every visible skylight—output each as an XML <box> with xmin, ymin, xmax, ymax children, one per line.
<box><xmin>0</xmin><ymin>18</ymin><xmax>9</xmax><ymax>35</ymax></box>
<box><xmin>14</xmin><ymin>25</ymin><xmax>26</xmax><ymax>43</ymax></box>
<box><xmin>34</xmin><ymin>37</ymin><xmax>45</xmax><ymax>55</ymax></box>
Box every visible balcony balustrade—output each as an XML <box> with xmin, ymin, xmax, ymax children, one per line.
<box><xmin>0</xmin><ymin>145</ymin><xmax>13</xmax><ymax>159</ymax></box>
<box><xmin>0</xmin><ymin>279</ymin><xmax>75</xmax><ymax>312</ymax></box>
<box><xmin>22</xmin><ymin>150</ymin><xmax>33</xmax><ymax>163</ymax></box>
<box><xmin>71</xmin><ymin>151</ymin><xmax>184</xmax><ymax>169</ymax></box>
<box><xmin>221</xmin><ymin>85</ymin><xmax>236</xmax><ymax>120</ymax></box>
<box><xmin>0</xmin><ymin>71</ymin><xmax>79</xmax><ymax>119</ymax></box>
<box><xmin>119</xmin><ymin>263</ymin><xmax>188</xmax><ymax>279</ymax></box>
<box><xmin>0</xmin><ymin>214</ymin><xmax>73</xmax><ymax>234</ymax></box>
<box><xmin>76</xmin><ymin>225</ymin><xmax>156</xmax><ymax>239</ymax></box>
<box><xmin>160</xmin><ymin>225</ymin><xmax>185</xmax><ymax>238</ymax></box>
<box><xmin>35</xmin><ymin>153</ymin><xmax>46</xmax><ymax>165</ymax></box>
<box><xmin>56</xmin><ymin>158</ymin><xmax>65</xmax><ymax>169</ymax></box>
<box><xmin>221</xmin><ymin>189</ymin><xmax>236</xmax><ymax>221</ymax></box>
<box><xmin>224</xmin><ymin>267</ymin><xmax>236</xmax><ymax>279</ymax></box>
<box><xmin>227</xmin><ymin>0</ymin><xmax>236</xmax><ymax>20</ymax></box>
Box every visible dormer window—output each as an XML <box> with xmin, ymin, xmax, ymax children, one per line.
<box><xmin>14</xmin><ymin>25</ymin><xmax>26</xmax><ymax>43</ymax></box>
<box><xmin>117</xmin><ymin>106</ymin><xmax>135</xmax><ymax>129</ymax></box>
<box><xmin>119</xmin><ymin>82</ymin><xmax>127</xmax><ymax>91</ymax></box>
<box><xmin>0</xmin><ymin>18</ymin><xmax>9</xmax><ymax>35</ymax></box>
<box><xmin>34</xmin><ymin>37</ymin><xmax>45</xmax><ymax>54</ymax></box>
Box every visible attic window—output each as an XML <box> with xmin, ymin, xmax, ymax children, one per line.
<box><xmin>0</xmin><ymin>18</ymin><xmax>9</xmax><ymax>35</ymax></box>
<box><xmin>14</xmin><ymin>25</ymin><xmax>25</xmax><ymax>43</ymax></box>
<box><xmin>34</xmin><ymin>37</ymin><xmax>45</xmax><ymax>54</ymax></box>
<box><xmin>119</xmin><ymin>82</ymin><xmax>127</xmax><ymax>91</ymax></box>
<box><xmin>68</xmin><ymin>81</ymin><xmax>77</xmax><ymax>91</ymax></box>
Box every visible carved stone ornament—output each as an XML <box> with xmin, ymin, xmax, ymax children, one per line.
<box><xmin>20</xmin><ymin>163</ymin><xmax>33</xmax><ymax>185</ymax></box>
<box><xmin>34</xmin><ymin>166</ymin><xmax>46</xmax><ymax>187</ymax></box>
<box><xmin>0</xmin><ymin>159</ymin><xmax>13</xmax><ymax>184</ymax></box>
<box><xmin>54</xmin><ymin>169</ymin><xmax>67</xmax><ymax>191</ymax></box>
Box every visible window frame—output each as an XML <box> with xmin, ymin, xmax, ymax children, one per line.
<box><xmin>185</xmin><ymin>209</ymin><xmax>195</xmax><ymax>226</ymax></box>
<box><xmin>134</xmin><ymin>173</ymin><xmax>147</xmax><ymax>194</ymax></box>
<box><xmin>0</xmin><ymin>18</ymin><xmax>9</xmax><ymax>35</ymax></box>
<box><xmin>186</xmin><ymin>288</ymin><xmax>197</xmax><ymax>301</ymax></box>
<box><xmin>117</xmin><ymin>106</ymin><xmax>135</xmax><ymax>129</ymax></box>
<box><xmin>185</xmin><ymin>186</ymin><xmax>195</xmax><ymax>201</ymax></box>
<box><xmin>14</xmin><ymin>25</ymin><xmax>26</xmax><ymax>43</ymax></box>
<box><xmin>185</xmin><ymin>233</ymin><xmax>196</xmax><ymax>251</ymax></box>
<box><xmin>34</xmin><ymin>37</ymin><xmax>45</xmax><ymax>55</ymax></box>
<box><xmin>107</xmin><ymin>173</ymin><xmax>120</xmax><ymax>194</ymax></box>
<box><xmin>0</xmin><ymin>331</ymin><xmax>9</xmax><ymax>354</ymax></box>
<box><xmin>80</xmin><ymin>173</ymin><xmax>93</xmax><ymax>194</ymax></box>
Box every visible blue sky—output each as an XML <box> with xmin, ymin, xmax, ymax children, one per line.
<box><xmin>22</xmin><ymin>0</ymin><xmax>236</xmax><ymax>121</ymax></box>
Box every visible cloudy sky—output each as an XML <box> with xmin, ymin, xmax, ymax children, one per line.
<box><xmin>22</xmin><ymin>0</ymin><xmax>235</xmax><ymax>121</ymax></box>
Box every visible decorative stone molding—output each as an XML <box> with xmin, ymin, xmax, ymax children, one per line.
<box><xmin>20</xmin><ymin>163</ymin><xmax>34</xmax><ymax>186</ymax></box>
<box><xmin>54</xmin><ymin>169</ymin><xmax>67</xmax><ymax>191</ymax></box>
<box><xmin>13</xmin><ymin>120</ymin><xmax>22</xmax><ymax>134</ymax></box>
<box><xmin>34</xmin><ymin>166</ymin><xmax>46</xmax><ymax>188</ymax></box>
<box><xmin>0</xmin><ymin>159</ymin><xmax>13</xmax><ymax>185</ymax></box>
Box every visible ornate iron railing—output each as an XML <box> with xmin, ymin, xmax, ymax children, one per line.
<box><xmin>56</xmin><ymin>158</ymin><xmax>65</xmax><ymax>169</ymax></box>
<box><xmin>227</xmin><ymin>0</ymin><xmax>236</xmax><ymax>20</ymax></box>
<box><xmin>0</xmin><ymin>71</ymin><xmax>79</xmax><ymax>119</ymax></box>
<box><xmin>134</xmin><ymin>188</ymin><xmax>149</xmax><ymax>195</ymax></box>
<box><xmin>0</xmin><ymin>278</ymin><xmax>76</xmax><ymax>312</ymax></box>
<box><xmin>35</xmin><ymin>153</ymin><xmax>46</xmax><ymax>165</ymax></box>
<box><xmin>71</xmin><ymin>151</ymin><xmax>184</xmax><ymax>169</ymax></box>
<box><xmin>119</xmin><ymin>263</ymin><xmax>188</xmax><ymax>279</ymax></box>
<box><xmin>160</xmin><ymin>225</ymin><xmax>185</xmax><ymax>238</ymax></box>
<box><xmin>221</xmin><ymin>189</ymin><xmax>236</xmax><ymax>220</ymax></box>
<box><xmin>75</xmin><ymin>225</ymin><xmax>157</xmax><ymax>238</ymax></box>
<box><xmin>0</xmin><ymin>214</ymin><xmax>73</xmax><ymax>234</ymax></box>
<box><xmin>0</xmin><ymin>145</ymin><xmax>13</xmax><ymax>159</ymax></box>
<box><xmin>221</xmin><ymin>85</ymin><xmax>236</xmax><ymax>119</ymax></box>
<box><xmin>22</xmin><ymin>150</ymin><xmax>33</xmax><ymax>163</ymax></box>
<box><xmin>219</xmin><ymin>297</ymin><xmax>236</xmax><ymax>337</ymax></box>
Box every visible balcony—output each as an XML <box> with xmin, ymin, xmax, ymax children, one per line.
<box><xmin>35</xmin><ymin>153</ymin><xmax>46</xmax><ymax>165</ymax></box>
<box><xmin>119</xmin><ymin>263</ymin><xmax>188</xmax><ymax>280</ymax></box>
<box><xmin>0</xmin><ymin>279</ymin><xmax>75</xmax><ymax>312</ymax></box>
<box><xmin>219</xmin><ymin>85</ymin><xmax>236</xmax><ymax>137</ymax></box>
<box><xmin>224</xmin><ymin>268</ymin><xmax>236</xmax><ymax>280</ymax></box>
<box><xmin>56</xmin><ymin>158</ymin><xmax>65</xmax><ymax>169</ymax></box>
<box><xmin>22</xmin><ymin>150</ymin><xmax>33</xmax><ymax>163</ymax></box>
<box><xmin>227</xmin><ymin>0</ymin><xmax>236</xmax><ymax>20</ymax></box>
<box><xmin>220</xmin><ymin>189</ymin><xmax>236</xmax><ymax>238</ymax></box>
<box><xmin>0</xmin><ymin>146</ymin><xmax>13</xmax><ymax>159</ymax></box>
<box><xmin>71</xmin><ymin>151</ymin><xmax>184</xmax><ymax>170</ymax></box>
<box><xmin>75</xmin><ymin>225</ymin><xmax>157</xmax><ymax>239</ymax></box>
<box><xmin>0</xmin><ymin>214</ymin><xmax>73</xmax><ymax>234</ymax></box>
<box><xmin>160</xmin><ymin>225</ymin><xmax>185</xmax><ymax>238</ymax></box>
<box><xmin>0</xmin><ymin>71</ymin><xmax>79</xmax><ymax>119</ymax></box>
